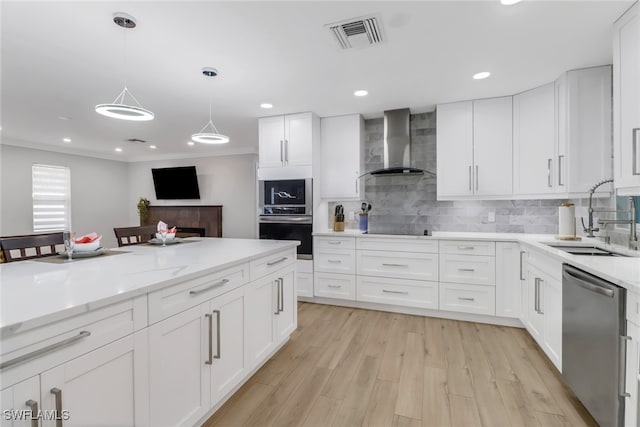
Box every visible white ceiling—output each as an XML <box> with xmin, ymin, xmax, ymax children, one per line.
<box><xmin>0</xmin><ymin>0</ymin><xmax>634</xmax><ymax>162</ymax></box>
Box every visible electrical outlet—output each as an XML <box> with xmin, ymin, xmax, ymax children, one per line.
<box><xmin>487</xmin><ymin>211</ymin><xmax>496</xmax><ymax>223</ymax></box>
<box><xmin>349</xmin><ymin>211</ymin><xmax>355</xmax><ymax>220</ymax></box>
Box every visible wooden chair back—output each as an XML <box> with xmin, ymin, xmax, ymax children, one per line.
<box><xmin>113</xmin><ymin>226</ymin><xmax>157</xmax><ymax>247</ymax></box>
<box><xmin>0</xmin><ymin>232</ymin><xmax>64</xmax><ymax>263</ymax></box>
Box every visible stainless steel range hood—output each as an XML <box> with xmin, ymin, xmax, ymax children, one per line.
<box><xmin>368</xmin><ymin>108</ymin><xmax>436</xmax><ymax>177</ymax></box>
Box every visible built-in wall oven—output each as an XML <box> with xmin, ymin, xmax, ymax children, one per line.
<box><xmin>258</xmin><ymin>178</ymin><xmax>312</xmax><ymax>260</ymax></box>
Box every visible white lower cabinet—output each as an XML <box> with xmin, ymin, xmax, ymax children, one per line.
<box><xmin>1</xmin><ymin>376</ymin><xmax>40</xmax><ymax>427</ymax></box>
<box><xmin>356</xmin><ymin>250</ymin><xmax>438</xmax><ymax>281</ymax></box>
<box><xmin>495</xmin><ymin>242</ymin><xmax>523</xmax><ymax>319</ymax></box>
<box><xmin>296</xmin><ymin>272</ymin><xmax>313</xmax><ymax>298</ymax></box>
<box><xmin>314</xmin><ymin>272</ymin><xmax>356</xmax><ymax>300</ymax></box>
<box><xmin>356</xmin><ymin>276</ymin><xmax>438</xmax><ymax>309</ymax></box>
<box><xmin>439</xmin><ymin>283</ymin><xmax>496</xmax><ymax>316</ymax></box>
<box><xmin>625</xmin><ymin>319</ymin><xmax>640</xmax><ymax>427</ymax></box>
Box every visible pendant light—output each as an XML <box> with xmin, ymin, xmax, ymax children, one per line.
<box><xmin>191</xmin><ymin>68</ymin><xmax>229</xmax><ymax>144</ymax></box>
<box><xmin>95</xmin><ymin>13</ymin><xmax>154</xmax><ymax>121</ymax></box>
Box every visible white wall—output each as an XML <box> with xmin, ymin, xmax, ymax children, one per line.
<box><xmin>127</xmin><ymin>154</ymin><xmax>258</xmax><ymax>239</ymax></box>
<box><xmin>0</xmin><ymin>145</ymin><xmax>130</xmax><ymax>248</ymax></box>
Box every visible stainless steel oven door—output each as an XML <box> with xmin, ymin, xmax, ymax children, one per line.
<box><xmin>259</xmin><ymin>179</ymin><xmax>312</xmax><ymax>215</ymax></box>
<box><xmin>259</xmin><ymin>215</ymin><xmax>312</xmax><ymax>260</ymax></box>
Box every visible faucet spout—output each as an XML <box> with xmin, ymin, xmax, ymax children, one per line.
<box><xmin>582</xmin><ymin>179</ymin><xmax>613</xmax><ymax>237</ymax></box>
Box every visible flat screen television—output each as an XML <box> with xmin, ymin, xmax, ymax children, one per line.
<box><xmin>152</xmin><ymin>166</ymin><xmax>201</xmax><ymax>199</ymax></box>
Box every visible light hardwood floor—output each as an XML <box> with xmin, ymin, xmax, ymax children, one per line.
<box><xmin>203</xmin><ymin>302</ymin><xmax>597</xmax><ymax>427</ymax></box>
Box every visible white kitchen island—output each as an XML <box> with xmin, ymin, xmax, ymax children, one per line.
<box><xmin>0</xmin><ymin>237</ymin><xmax>299</xmax><ymax>427</ymax></box>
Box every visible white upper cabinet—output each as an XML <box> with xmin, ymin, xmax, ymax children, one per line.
<box><xmin>258</xmin><ymin>112</ymin><xmax>316</xmax><ymax>171</ymax></box>
<box><xmin>513</xmin><ymin>83</ymin><xmax>557</xmax><ymax>196</ymax></box>
<box><xmin>613</xmin><ymin>3</ymin><xmax>640</xmax><ymax>195</ymax></box>
<box><xmin>320</xmin><ymin>114</ymin><xmax>364</xmax><ymax>199</ymax></box>
<box><xmin>437</xmin><ymin>97</ymin><xmax>512</xmax><ymax>199</ymax></box>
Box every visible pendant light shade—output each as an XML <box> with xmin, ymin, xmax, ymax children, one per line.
<box><xmin>95</xmin><ymin>86</ymin><xmax>154</xmax><ymax>121</ymax></box>
<box><xmin>96</xmin><ymin>13</ymin><xmax>154</xmax><ymax>121</ymax></box>
<box><xmin>192</xmin><ymin>67</ymin><xmax>229</xmax><ymax>144</ymax></box>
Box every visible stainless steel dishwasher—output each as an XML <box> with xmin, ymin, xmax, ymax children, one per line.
<box><xmin>563</xmin><ymin>264</ymin><xmax>627</xmax><ymax>427</ymax></box>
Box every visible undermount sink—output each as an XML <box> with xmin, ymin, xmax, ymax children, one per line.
<box><xmin>544</xmin><ymin>243</ymin><xmax>630</xmax><ymax>257</ymax></box>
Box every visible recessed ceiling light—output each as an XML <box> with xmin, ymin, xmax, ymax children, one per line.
<box><xmin>187</xmin><ymin>141</ymin><xmax>195</xmax><ymax>146</ymax></box>
<box><xmin>473</xmin><ymin>72</ymin><xmax>491</xmax><ymax>80</ymax></box>
<box><xmin>260</xmin><ymin>103</ymin><xmax>273</xmax><ymax>109</ymax></box>
<box><xmin>115</xmin><ymin>147</ymin><xmax>123</xmax><ymax>152</ymax></box>
<box><xmin>500</xmin><ymin>0</ymin><xmax>521</xmax><ymax>5</ymax></box>
<box><xmin>149</xmin><ymin>145</ymin><xmax>157</xmax><ymax>149</ymax></box>
<box><xmin>63</xmin><ymin>138</ymin><xmax>71</xmax><ymax>143</ymax></box>
<box><xmin>354</xmin><ymin>90</ymin><xmax>368</xmax><ymax>97</ymax></box>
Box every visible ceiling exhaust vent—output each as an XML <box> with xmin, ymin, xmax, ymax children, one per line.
<box><xmin>126</xmin><ymin>138</ymin><xmax>147</xmax><ymax>144</ymax></box>
<box><xmin>327</xmin><ymin>15</ymin><xmax>383</xmax><ymax>50</ymax></box>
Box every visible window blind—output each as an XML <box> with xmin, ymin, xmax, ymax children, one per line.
<box><xmin>32</xmin><ymin>164</ymin><xmax>71</xmax><ymax>232</ymax></box>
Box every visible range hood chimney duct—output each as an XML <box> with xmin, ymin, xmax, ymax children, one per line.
<box><xmin>368</xmin><ymin>108</ymin><xmax>436</xmax><ymax>177</ymax></box>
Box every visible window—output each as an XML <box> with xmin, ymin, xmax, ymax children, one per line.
<box><xmin>32</xmin><ymin>164</ymin><xmax>71</xmax><ymax>232</ymax></box>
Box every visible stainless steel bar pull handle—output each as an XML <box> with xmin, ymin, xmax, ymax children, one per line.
<box><xmin>328</xmin><ymin>241</ymin><xmax>341</xmax><ymax>245</ymax></box>
<box><xmin>458</xmin><ymin>268</ymin><xmax>475</xmax><ymax>272</ymax></box>
<box><xmin>458</xmin><ymin>297</ymin><xmax>475</xmax><ymax>301</ymax></box>
<box><xmin>190</xmin><ymin>279</ymin><xmax>230</xmax><ymax>296</ymax></box>
<box><xmin>457</xmin><ymin>246</ymin><xmax>475</xmax><ymax>250</ymax></box>
<box><xmin>475</xmin><ymin>165</ymin><xmax>479</xmax><ymax>192</ymax></box>
<box><xmin>205</xmin><ymin>314</ymin><xmax>213</xmax><ymax>365</ymax></box>
<box><xmin>284</xmin><ymin>140</ymin><xmax>289</xmax><ymax>164</ymax></box>
<box><xmin>558</xmin><ymin>155</ymin><xmax>565</xmax><ymax>186</ymax></box>
<box><xmin>25</xmin><ymin>400</ymin><xmax>38</xmax><ymax>427</ymax></box>
<box><xmin>633</xmin><ymin>128</ymin><xmax>640</xmax><ymax>176</ymax></box>
<box><xmin>382</xmin><ymin>289</ymin><xmax>409</xmax><ymax>295</ymax></box>
<box><xmin>1</xmin><ymin>331</ymin><xmax>91</xmax><ymax>371</ymax></box>
<box><xmin>274</xmin><ymin>279</ymin><xmax>281</xmax><ymax>315</ymax></box>
<box><xmin>267</xmin><ymin>257</ymin><xmax>288</xmax><ymax>266</ymax></box>
<box><xmin>537</xmin><ymin>278</ymin><xmax>544</xmax><ymax>315</ymax></box>
<box><xmin>519</xmin><ymin>251</ymin><xmax>526</xmax><ymax>280</ymax></box>
<box><xmin>51</xmin><ymin>387</ymin><xmax>63</xmax><ymax>427</ymax></box>
<box><xmin>534</xmin><ymin>278</ymin><xmax>540</xmax><ymax>313</ymax></box>
<box><xmin>468</xmin><ymin>165</ymin><xmax>472</xmax><ymax>191</ymax></box>
<box><xmin>280</xmin><ymin>140</ymin><xmax>284</xmax><ymax>164</ymax></box>
<box><xmin>327</xmin><ymin>284</ymin><xmax>342</xmax><ymax>289</ymax></box>
<box><xmin>327</xmin><ymin>259</ymin><xmax>342</xmax><ymax>264</ymax></box>
<box><xmin>547</xmin><ymin>159</ymin><xmax>553</xmax><ymax>188</ymax></box>
<box><xmin>213</xmin><ymin>310</ymin><xmax>221</xmax><ymax>360</ymax></box>
<box><xmin>620</xmin><ymin>336</ymin><xmax>632</xmax><ymax>397</ymax></box>
<box><xmin>382</xmin><ymin>263</ymin><xmax>409</xmax><ymax>267</ymax></box>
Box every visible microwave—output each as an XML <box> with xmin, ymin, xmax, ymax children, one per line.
<box><xmin>259</xmin><ymin>178</ymin><xmax>312</xmax><ymax>215</ymax></box>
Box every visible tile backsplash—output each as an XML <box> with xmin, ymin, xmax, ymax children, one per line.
<box><xmin>328</xmin><ymin>112</ymin><xmax>614</xmax><ymax>236</ymax></box>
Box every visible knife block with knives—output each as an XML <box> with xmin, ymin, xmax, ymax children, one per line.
<box><xmin>333</xmin><ymin>204</ymin><xmax>345</xmax><ymax>232</ymax></box>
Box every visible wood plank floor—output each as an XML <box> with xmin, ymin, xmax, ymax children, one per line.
<box><xmin>203</xmin><ymin>302</ymin><xmax>597</xmax><ymax>427</ymax></box>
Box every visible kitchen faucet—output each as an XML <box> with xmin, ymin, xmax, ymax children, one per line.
<box><xmin>581</xmin><ymin>179</ymin><xmax>614</xmax><ymax>237</ymax></box>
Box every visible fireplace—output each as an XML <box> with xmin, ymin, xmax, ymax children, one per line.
<box><xmin>143</xmin><ymin>205</ymin><xmax>222</xmax><ymax>237</ymax></box>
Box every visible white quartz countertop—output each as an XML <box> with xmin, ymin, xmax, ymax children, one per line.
<box><xmin>314</xmin><ymin>230</ymin><xmax>640</xmax><ymax>292</ymax></box>
<box><xmin>0</xmin><ymin>238</ymin><xmax>299</xmax><ymax>332</ymax></box>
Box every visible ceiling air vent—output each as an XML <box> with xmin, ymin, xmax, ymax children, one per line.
<box><xmin>327</xmin><ymin>15</ymin><xmax>383</xmax><ymax>50</ymax></box>
<box><xmin>126</xmin><ymin>138</ymin><xmax>147</xmax><ymax>144</ymax></box>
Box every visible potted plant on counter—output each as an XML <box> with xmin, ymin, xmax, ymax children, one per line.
<box><xmin>137</xmin><ymin>197</ymin><xmax>150</xmax><ymax>225</ymax></box>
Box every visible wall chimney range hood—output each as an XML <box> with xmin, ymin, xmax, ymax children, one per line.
<box><xmin>367</xmin><ymin>108</ymin><xmax>436</xmax><ymax>177</ymax></box>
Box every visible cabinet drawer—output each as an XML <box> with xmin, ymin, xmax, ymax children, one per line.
<box><xmin>439</xmin><ymin>254</ymin><xmax>496</xmax><ymax>286</ymax></box>
<box><xmin>357</xmin><ymin>250</ymin><xmax>438</xmax><ymax>281</ymax></box>
<box><xmin>148</xmin><ymin>262</ymin><xmax>250</xmax><ymax>324</ymax></box>
<box><xmin>315</xmin><ymin>248</ymin><xmax>356</xmax><ymax>274</ymax></box>
<box><xmin>356</xmin><ymin>276</ymin><xmax>438</xmax><ymax>309</ymax></box>
<box><xmin>314</xmin><ymin>272</ymin><xmax>356</xmax><ymax>300</ymax></box>
<box><xmin>314</xmin><ymin>235</ymin><xmax>356</xmax><ymax>250</ymax></box>
<box><xmin>356</xmin><ymin>237</ymin><xmax>438</xmax><ymax>253</ymax></box>
<box><xmin>439</xmin><ymin>283</ymin><xmax>496</xmax><ymax>316</ymax></box>
<box><xmin>1</xmin><ymin>297</ymin><xmax>146</xmax><ymax>387</ymax></box>
<box><xmin>439</xmin><ymin>240</ymin><xmax>496</xmax><ymax>256</ymax></box>
<box><xmin>250</xmin><ymin>249</ymin><xmax>296</xmax><ymax>280</ymax></box>
<box><xmin>297</xmin><ymin>272</ymin><xmax>313</xmax><ymax>298</ymax></box>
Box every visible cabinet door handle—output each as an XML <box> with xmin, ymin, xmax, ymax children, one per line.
<box><xmin>189</xmin><ymin>279</ymin><xmax>229</xmax><ymax>296</ymax></box>
<box><xmin>355</xmin><ymin>176</ymin><xmax>359</xmax><ymax>194</ymax></box>
<box><xmin>274</xmin><ymin>279</ymin><xmax>281</xmax><ymax>315</ymax></box>
<box><xmin>519</xmin><ymin>251</ymin><xmax>526</xmax><ymax>281</ymax></box>
<box><xmin>382</xmin><ymin>263</ymin><xmax>409</xmax><ymax>268</ymax></box>
<box><xmin>327</xmin><ymin>259</ymin><xmax>342</xmax><ymax>264</ymax></box>
<box><xmin>327</xmin><ymin>241</ymin><xmax>342</xmax><ymax>245</ymax></box>
<box><xmin>51</xmin><ymin>387</ymin><xmax>63</xmax><ymax>427</ymax></box>
<box><xmin>620</xmin><ymin>335</ymin><xmax>632</xmax><ymax>397</ymax></box>
<box><xmin>458</xmin><ymin>297</ymin><xmax>475</xmax><ymax>302</ymax></box>
<box><xmin>633</xmin><ymin>128</ymin><xmax>640</xmax><ymax>176</ymax></box>
<box><xmin>284</xmin><ymin>139</ymin><xmax>289</xmax><ymax>164</ymax></box>
<box><xmin>25</xmin><ymin>400</ymin><xmax>39</xmax><ymax>427</ymax></box>
<box><xmin>475</xmin><ymin>165</ymin><xmax>479</xmax><ymax>192</ymax></box>
<box><xmin>267</xmin><ymin>257</ymin><xmax>288</xmax><ymax>266</ymax></box>
<box><xmin>280</xmin><ymin>140</ymin><xmax>284</xmax><ymax>164</ymax></box>
<box><xmin>327</xmin><ymin>284</ymin><xmax>342</xmax><ymax>289</ymax></box>
<box><xmin>0</xmin><ymin>331</ymin><xmax>91</xmax><ymax>371</ymax></box>
<box><xmin>547</xmin><ymin>159</ymin><xmax>553</xmax><ymax>188</ymax></box>
<box><xmin>382</xmin><ymin>289</ymin><xmax>409</xmax><ymax>295</ymax></box>
<box><xmin>456</xmin><ymin>246</ymin><xmax>475</xmax><ymax>250</ymax></box>
<box><xmin>468</xmin><ymin>165</ymin><xmax>472</xmax><ymax>191</ymax></box>
<box><xmin>534</xmin><ymin>278</ymin><xmax>540</xmax><ymax>313</ymax></box>
<box><xmin>458</xmin><ymin>268</ymin><xmax>475</xmax><ymax>272</ymax></box>
<box><xmin>278</xmin><ymin>278</ymin><xmax>284</xmax><ymax>313</ymax></box>
<box><xmin>558</xmin><ymin>155</ymin><xmax>565</xmax><ymax>186</ymax></box>
<box><xmin>213</xmin><ymin>310</ymin><xmax>221</xmax><ymax>359</ymax></box>
<box><xmin>205</xmin><ymin>314</ymin><xmax>213</xmax><ymax>365</ymax></box>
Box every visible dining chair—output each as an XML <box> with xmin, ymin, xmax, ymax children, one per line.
<box><xmin>0</xmin><ymin>232</ymin><xmax>65</xmax><ymax>263</ymax></box>
<box><xmin>113</xmin><ymin>226</ymin><xmax>157</xmax><ymax>247</ymax></box>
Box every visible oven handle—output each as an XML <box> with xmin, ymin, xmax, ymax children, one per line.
<box><xmin>259</xmin><ymin>216</ymin><xmax>312</xmax><ymax>224</ymax></box>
